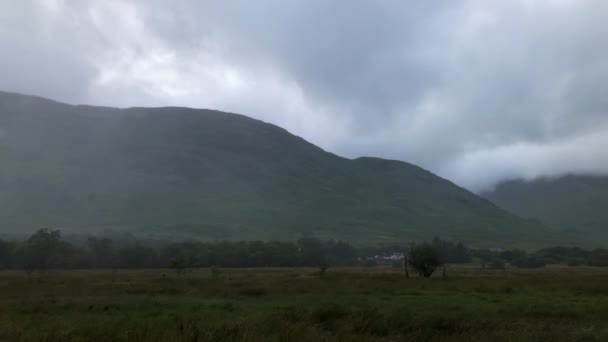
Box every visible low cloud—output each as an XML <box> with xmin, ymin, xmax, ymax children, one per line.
<box><xmin>445</xmin><ymin>129</ymin><xmax>608</xmax><ymax>192</ymax></box>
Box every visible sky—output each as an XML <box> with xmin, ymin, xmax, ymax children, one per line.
<box><xmin>1</xmin><ymin>0</ymin><xmax>608</xmax><ymax>192</ymax></box>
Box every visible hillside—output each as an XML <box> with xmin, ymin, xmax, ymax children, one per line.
<box><xmin>0</xmin><ymin>91</ymin><xmax>556</xmax><ymax>247</ymax></box>
<box><xmin>484</xmin><ymin>175</ymin><xmax>608</xmax><ymax>245</ymax></box>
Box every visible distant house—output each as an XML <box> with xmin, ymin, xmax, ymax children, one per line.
<box><xmin>365</xmin><ymin>252</ymin><xmax>405</xmax><ymax>267</ymax></box>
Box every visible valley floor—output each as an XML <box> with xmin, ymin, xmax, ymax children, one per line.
<box><xmin>0</xmin><ymin>266</ymin><xmax>607</xmax><ymax>341</ymax></box>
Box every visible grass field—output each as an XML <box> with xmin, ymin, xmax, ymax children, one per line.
<box><xmin>1</xmin><ymin>266</ymin><xmax>607</xmax><ymax>341</ymax></box>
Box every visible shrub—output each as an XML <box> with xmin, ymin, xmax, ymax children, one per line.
<box><xmin>408</xmin><ymin>243</ymin><xmax>443</xmax><ymax>278</ymax></box>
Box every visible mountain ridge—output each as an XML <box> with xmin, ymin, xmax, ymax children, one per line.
<box><xmin>0</xmin><ymin>91</ymin><xmax>559</xmax><ymax>247</ymax></box>
<box><xmin>483</xmin><ymin>175</ymin><xmax>608</xmax><ymax>244</ymax></box>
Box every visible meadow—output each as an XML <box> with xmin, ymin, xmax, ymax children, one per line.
<box><xmin>1</xmin><ymin>266</ymin><xmax>607</xmax><ymax>341</ymax></box>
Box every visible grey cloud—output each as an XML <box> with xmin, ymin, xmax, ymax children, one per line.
<box><xmin>1</xmin><ymin>0</ymin><xmax>608</xmax><ymax>192</ymax></box>
<box><xmin>0</xmin><ymin>1</ymin><xmax>96</xmax><ymax>103</ymax></box>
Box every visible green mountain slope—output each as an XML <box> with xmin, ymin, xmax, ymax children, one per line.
<box><xmin>0</xmin><ymin>91</ymin><xmax>556</xmax><ymax>247</ymax></box>
<box><xmin>483</xmin><ymin>176</ymin><xmax>608</xmax><ymax>245</ymax></box>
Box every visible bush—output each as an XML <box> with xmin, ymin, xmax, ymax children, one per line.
<box><xmin>408</xmin><ymin>243</ymin><xmax>443</xmax><ymax>278</ymax></box>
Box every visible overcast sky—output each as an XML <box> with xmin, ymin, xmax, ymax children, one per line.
<box><xmin>1</xmin><ymin>0</ymin><xmax>608</xmax><ymax>192</ymax></box>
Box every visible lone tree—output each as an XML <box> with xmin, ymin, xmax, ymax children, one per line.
<box><xmin>408</xmin><ymin>242</ymin><xmax>443</xmax><ymax>278</ymax></box>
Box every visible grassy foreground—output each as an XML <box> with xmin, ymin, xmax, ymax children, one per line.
<box><xmin>0</xmin><ymin>266</ymin><xmax>607</xmax><ymax>341</ymax></box>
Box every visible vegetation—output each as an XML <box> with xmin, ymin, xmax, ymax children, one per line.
<box><xmin>0</xmin><ymin>91</ymin><xmax>556</xmax><ymax>248</ymax></box>
<box><xmin>0</xmin><ymin>230</ymin><xmax>416</xmax><ymax>270</ymax></box>
<box><xmin>407</xmin><ymin>242</ymin><xmax>443</xmax><ymax>278</ymax></box>
<box><xmin>471</xmin><ymin>246</ymin><xmax>608</xmax><ymax>270</ymax></box>
<box><xmin>2</xmin><ymin>230</ymin><xmax>608</xmax><ymax>272</ymax></box>
<box><xmin>1</xmin><ymin>266</ymin><xmax>607</xmax><ymax>341</ymax></box>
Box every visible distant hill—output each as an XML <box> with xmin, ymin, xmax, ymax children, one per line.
<box><xmin>483</xmin><ymin>175</ymin><xmax>608</xmax><ymax>245</ymax></box>
<box><xmin>0</xmin><ymin>91</ymin><xmax>557</xmax><ymax>247</ymax></box>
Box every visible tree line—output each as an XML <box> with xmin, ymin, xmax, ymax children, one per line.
<box><xmin>0</xmin><ymin>230</ymin><xmax>468</xmax><ymax>272</ymax></box>
<box><xmin>1</xmin><ymin>229</ymin><xmax>607</xmax><ymax>273</ymax></box>
<box><xmin>471</xmin><ymin>246</ymin><xmax>608</xmax><ymax>269</ymax></box>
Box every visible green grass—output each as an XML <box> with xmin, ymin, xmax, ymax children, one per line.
<box><xmin>1</xmin><ymin>266</ymin><xmax>607</xmax><ymax>341</ymax></box>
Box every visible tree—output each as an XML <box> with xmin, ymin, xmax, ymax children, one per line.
<box><xmin>0</xmin><ymin>239</ymin><xmax>15</xmax><ymax>269</ymax></box>
<box><xmin>87</xmin><ymin>237</ymin><xmax>114</xmax><ymax>268</ymax></box>
<box><xmin>408</xmin><ymin>243</ymin><xmax>443</xmax><ymax>278</ymax></box>
<box><xmin>18</xmin><ymin>229</ymin><xmax>73</xmax><ymax>272</ymax></box>
<box><xmin>431</xmin><ymin>237</ymin><xmax>471</xmax><ymax>263</ymax></box>
<box><xmin>325</xmin><ymin>240</ymin><xmax>358</xmax><ymax>266</ymax></box>
<box><xmin>297</xmin><ymin>237</ymin><xmax>327</xmax><ymax>267</ymax></box>
<box><xmin>587</xmin><ymin>249</ymin><xmax>608</xmax><ymax>267</ymax></box>
<box><xmin>116</xmin><ymin>245</ymin><xmax>159</xmax><ymax>269</ymax></box>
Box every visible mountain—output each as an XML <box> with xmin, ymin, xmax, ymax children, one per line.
<box><xmin>483</xmin><ymin>175</ymin><xmax>608</xmax><ymax>245</ymax></box>
<box><xmin>0</xmin><ymin>91</ymin><xmax>556</xmax><ymax>247</ymax></box>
